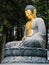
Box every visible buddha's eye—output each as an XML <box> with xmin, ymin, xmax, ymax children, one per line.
<box><xmin>25</xmin><ymin>10</ymin><xmax>31</xmax><ymax>14</ymax></box>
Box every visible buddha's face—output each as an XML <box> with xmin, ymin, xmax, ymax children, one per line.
<box><xmin>25</xmin><ymin>9</ymin><xmax>36</xmax><ymax>20</ymax></box>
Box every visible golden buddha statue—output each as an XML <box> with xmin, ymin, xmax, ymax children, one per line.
<box><xmin>22</xmin><ymin>5</ymin><xmax>46</xmax><ymax>48</ymax></box>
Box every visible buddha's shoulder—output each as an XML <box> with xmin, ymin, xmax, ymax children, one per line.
<box><xmin>36</xmin><ymin>17</ymin><xmax>44</xmax><ymax>21</ymax></box>
<box><xmin>35</xmin><ymin>17</ymin><xmax>44</xmax><ymax>23</ymax></box>
<box><xmin>36</xmin><ymin>17</ymin><xmax>43</xmax><ymax>20</ymax></box>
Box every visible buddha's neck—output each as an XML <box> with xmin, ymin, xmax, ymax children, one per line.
<box><xmin>30</xmin><ymin>18</ymin><xmax>35</xmax><ymax>22</ymax></box>
<box><xmin>29</xmin><ymin>16</ymin><xmax>37</xmax><ymax>22</ymax></box>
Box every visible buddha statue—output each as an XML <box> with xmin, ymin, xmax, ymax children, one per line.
<box><xmin>21</xmin><ymin>5</ymin><xmax>46</xmax><ymax>48</ymax></box>
<box><xmin>6</xmin><ymin>5</ymin><xmax>46</xmax><ymax>48</ymax></box>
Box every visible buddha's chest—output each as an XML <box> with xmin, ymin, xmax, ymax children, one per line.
<box><xmin>26</xmin><ymin>21</ymin><xmax>34</xmax><ymax>37</ymax></box>
<box><xmin>26</xmin><ymin>21</ymin><xmax>33</xmax><ymax>30</ymax></box>
<box><xmin>26</xmin><ymin>20</ymin><xmax>37</xmax><ymax>31</ymax></box>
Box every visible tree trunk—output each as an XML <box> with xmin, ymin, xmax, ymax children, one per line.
<box><xmin>0</xmin><ymin>28</ymin><xmax>6</xmax><ymax>63</ymax></box>
<box><xmin>0</xmin><ymin>19</ymin><xmax>6</xmax><ymax>62</ymax></box>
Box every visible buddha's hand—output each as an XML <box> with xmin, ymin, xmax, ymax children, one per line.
<box><xmin>22</xmin><ymin>36</ymin><xmax>26</xmax><ymax>42</ymax></box>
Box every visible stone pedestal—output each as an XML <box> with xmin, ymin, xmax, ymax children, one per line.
<box><xmin>1</xmin><ymin>41</ymin><xmax>48</xmax><ymax>63</ymax></box>
<box><xmin>4</xmin><ymin>47</ymin><xmax>47</xmax><ymax>57</ymax></box>
<box><xmin>2</xmin><ymin>56</ymin><xmax>47</xmax><ymax>63</ymax></box>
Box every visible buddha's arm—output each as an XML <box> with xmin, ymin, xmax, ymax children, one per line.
<box><xmin>37</xmin><ymin>18</ymin><xmax>46</xmax><ymax>36</ymax></box>
<box><xmin>22</xmin><ymin>25</ymin><xmax>27</xmax><ymax>41</ymax></box>
<box><xmin>31</xmin><ymin>18</ymin><xmax>46</xmax><ymax>38</ymax></box>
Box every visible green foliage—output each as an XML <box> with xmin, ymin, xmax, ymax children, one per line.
<box><xmin>35</xmin><ymin>0</ymin><xmax>48</xmax><ymax>21</ymax></box>
<box><xmin>0</xmin><ymin>0</ymin><xmax>35</xmax><ymax>25</ymax></box>
<box><xmin>0</xmin><ymin>26</ymin><xmax>3</xmax><ymax>32</ymax></box>
<box><xmin>0</xmin><ymin>0</ymin><xmax>48</xmax><ymax>26</ymax></box>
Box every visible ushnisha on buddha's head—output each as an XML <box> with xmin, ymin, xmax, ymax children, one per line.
<box><xmin>25</xmin><ymin>5</ymin><xmax>37</xmax><ymax>20</ymax></box>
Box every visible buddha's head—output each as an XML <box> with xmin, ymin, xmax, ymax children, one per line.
<box><xmin>25</xmin><ymin>5</ymin><xmax>37</xmax><ymax>20</ymax></box>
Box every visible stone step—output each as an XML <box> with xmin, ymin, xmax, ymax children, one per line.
<box><xmin>48</xmin><ymin>41</ymin><xmax>49</xmax><ymax>44</ymax></box>
<box><xmin>47</xmin><ymin>50</ymin><xmax>49</xmax><ymax>61</ymax></box>
<box><xmin>2</xmin><ymin>56</ymin><xmax>48</xmax><ymax>63</ymax></box>
<box><xmin>47</xmin><ymin>44</ymin><xmax>49</xmax><ymax>49</ymax></box>
<box><xmin>48</xmin><ymin>33</ymin><xmax>49</xmax><ymax>37</ymax></box>
<box><xmin>48</xmin><ymin>36</ymin><xmax>49</xmax><ymax>39</ymax></box>
<box><xmin>48</xmin><ymin>29</ymin><xmax>49</xmax><ymax>33</ymax></box>
<box><xmin>4</xmin><ymin>47</ymin><xmax>47</xmax><ymax>57</ymax></box>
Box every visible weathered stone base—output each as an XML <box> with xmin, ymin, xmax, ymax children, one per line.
<box><xmin>4</xmin><ymin>47</ymin><xmax>47</xmax><ymax>57</ymax></box>
<box><xmin>2</xmin><ymin>41</ymin><xmax>48</xmax><ymax>63</ymax></box>
<box><xmin>2</xmin><ymin>56</ymin><xmax>48</xmax><ymax>63</ymax></box>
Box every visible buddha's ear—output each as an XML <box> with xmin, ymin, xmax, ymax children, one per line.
<box><xmin>34</xmin><ymin>9</ymin><xmax>37</xmax><ymax>14</ymax></box>
<box><xmin>32</xmin><ymin>9</ymin><xmax>37</xmax><ymax>18</ymax></box>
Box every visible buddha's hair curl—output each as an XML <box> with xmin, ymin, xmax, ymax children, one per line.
<box><xmin>25</xmin><ymin>5</ymin><xmax>36</xmax><ymax>13</ymax></box>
